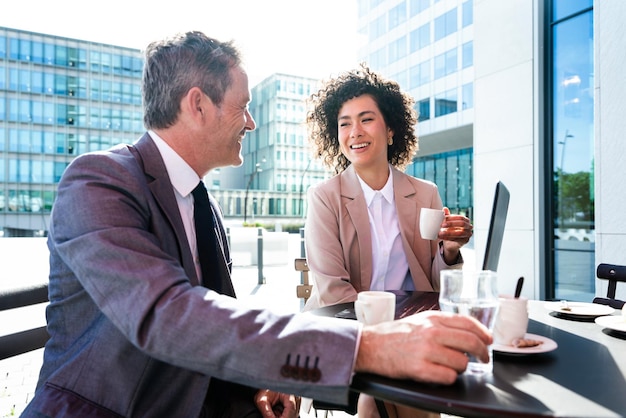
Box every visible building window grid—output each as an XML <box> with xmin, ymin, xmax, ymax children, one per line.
<box><xmin>1</xmin><ymin>31</ymin><xmax>144</xmax><ymax>218</ymax></box>
<box><xmin>409</xmin><ymin>149</ymin><xmax>472</xmax><ymax>213</ymax></box>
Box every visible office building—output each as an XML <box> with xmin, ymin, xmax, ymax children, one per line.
<box><xmin>356</xmin><ymin>0</ymin><xmax>625</xmax><ymax>302</ymax></box>
<box><xmin>357</xmin><ymin>0</ymin><xmax>474</xmax><ymax>213</ymax></box>
<box><xmin>211</xmin><ymin>73</ymin><xmax>331</xmax><ymax>222</ymax></box>
<box><xmin>0</xmin><ymin>27</ymin><xmax>144</xmax><ymax>236</ymax></box>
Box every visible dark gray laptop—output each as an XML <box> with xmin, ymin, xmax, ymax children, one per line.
<box><xmin>482</xmin><ymin>181</ymin><xmax>510</xmax><ymax>272</ymax></box>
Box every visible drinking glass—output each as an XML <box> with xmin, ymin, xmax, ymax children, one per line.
<box><xmin>439</xmin><ymin>270</ymin><xmax>499</xmax><ymax>374</ymax></box>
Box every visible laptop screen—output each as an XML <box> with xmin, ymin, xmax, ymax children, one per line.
<box><xmin>482</xmin><ymin>181</ymin><xmax>510</xmax><ymax>272</ymax></box>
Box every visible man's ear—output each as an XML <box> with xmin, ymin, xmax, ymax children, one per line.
<box><xmin>185</xmin><ymin>87</ymin><xmax>209</xmax><ymax>119</ymax></box>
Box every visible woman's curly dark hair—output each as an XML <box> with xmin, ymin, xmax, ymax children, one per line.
<box><xmin>306</xmin><ymin>64</ymin><xmax>418</xmax><ymax>174</ymax></box>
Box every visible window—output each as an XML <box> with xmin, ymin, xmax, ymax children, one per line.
<box><xmin>20</xmin><ymin>39</ymin><xmax>31</xmax><ymax>61</ymax></box>
<box><xmin>462</xmin><ymin>41</ymin><xmax>473</xmax><ymax>68</ymax></box>
<box><xmin>410</xmin><ymin>0</ymin><xmax>430</xmax><ymax>16</ymax></box>
<box><xmin>434</xmin><ymin>8</ymin><xmax>458</xmax><ymax>41</ymax></box>
<box><xmin>32</xmin><ymin>41</ymin><xmax>43</xmax><ymax>63</ymax></box>
<box><xmin>19</xmin><ymin>69</ymin><xmax>30</xmax><ymax>92</ymax></box>
<box><xmin>392</xmin><ymin>69</ymin><xmax>408</xmax><ymax>90</ymax></box>
<box><xmin>462</xmin><ymin>82</ymin><xmax>473</xmax><ymax>109</ymax></box>
<box><xmin>410</xmin><ymin>23</ymin><xmax>430</xmax><ymax>52</ymax></box>
<box><xmin>462</xmin><ymin>0</ymin><xmax>473</xmax><ymax>27</ymax></box>
<box><xmin>31</xmin><ymin>71</ymin><xmax>44</xmax><ymax>93</ymax></box>
<box><xmin>43</xmin><ymin>161</ymin><xmax>54</xmax><ymax>183</ymax></box>
<box><xmin>9</xmin><ymin>68</ymin><xmax>18</xmax><ymax>90</ymax></box>
<box><xmin>434</xmin><ymin>48</ymin><xmax>457</xmax><ymax>79</ymax></box>
<box><xmin>549</xmin><ymin>3</ymin><xmax>594</xmax><ymax>301</ymax></box>
<box><xmin>369</xmin><ymin>15</ymin><xmax>387</xmax><ymax>41</ymax></box>
<box><xmin>389</xmin><ymin>36</ymin><xmax>407</xmax><ymax>63</ymax></box>
<box><xmin>44</xmin><ymin>43</ymin><xmax>54</xmax><ymax>65</ymax></box>
<box><xmin>0</xmin><ymin>36</ymin><xmax>6</xmax><ymax>58</ymax></box>
<box><xmin>55</xmin><ymin>45</ymin><xmax>68</xmax><ymax>66</ymax></box>
<box><xmin>409</xmin><ymin>149</ymin><xmax>473</xmax><ymax>214</ymax></box>
<box><xmin>409</xmin><ymin>60</ymin><xmax>430</xmax><ymax>88</ymax></box>
<box><xmin>44</xmin><ymin>73</ymin><xmax>54</xmax><ymax>94</ymax></box>
<box><xmin>435</xmin><ymin>89</ymin><xmax>457</xmax><ymax>117</ymax></box>
<box><xmin>416</xmin><ymin>98</ymin><xmax>430</xmax><ymax>121</ymax></box>
<box><xmin>370</xmin><ymin>47</ymin><xmax>387</xmax><ymax>68</ymax></box>
<box><xmin>389</xmin><ymin>2</ymin><xmax>407</xmax><ymax>29</ymax></box>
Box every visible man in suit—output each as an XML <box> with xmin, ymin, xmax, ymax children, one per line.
<box><xmin>23</xmin><ymin>32</ymin><xmax>491</xmax><ymax>417</ymax></box>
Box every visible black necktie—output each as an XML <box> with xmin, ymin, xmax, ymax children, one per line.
<box><xmin>192</xmin><ymin>181</ymin><xmax>223</xmax><ymax>293</ymax></box>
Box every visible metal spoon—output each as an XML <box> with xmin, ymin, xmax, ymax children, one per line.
<box><xmin>514</xmin><ymin>276</ymin><xmax>524</xmax><ymax>298</ymax></box>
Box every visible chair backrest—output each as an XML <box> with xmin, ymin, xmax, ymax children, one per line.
<box><xmin>0</xmin><ymin>283</ymin><xmax>50</xmax><ymax>360</ymax></box>
<box><xmin>294</xmin><ymin>258</ymin><xmax>312</xmax><ymax>304</ymax></box>
<box><xmin>593</xmin><ymin>263</ymin><xmax>626</xmax><ymax>309</ymax></box>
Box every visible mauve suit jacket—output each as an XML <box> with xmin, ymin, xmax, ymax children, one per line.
<box><xmin>304</xmin><ymin>165</ymin><xmax>462</xmax><ymax>310</ymax></box>
<box><xmin>23</xmin><ymin>134</ymin><xmax>359</xmax><ymax>417</ymax></box>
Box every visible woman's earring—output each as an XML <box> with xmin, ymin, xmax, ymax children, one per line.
<box><xmin>388</xmin><ymin>136</ymin><xmax>393</xmax><ymax>145</ymax></box>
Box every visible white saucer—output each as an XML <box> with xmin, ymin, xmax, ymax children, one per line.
<box><xmin>492</xmin><ymin>333</ymin><xmax>558</xmax><ymax>355</ymax></box>
<box><xmin>595</xmin><ymin>315</ymin><xmax>626</xmax><ymax>333</ymax></box>
<box><xmin>544</xmin><ymin>301</ymin><xmax>614</xmax><ymax>318</ymax></box>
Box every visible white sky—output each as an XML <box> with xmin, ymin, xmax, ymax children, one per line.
<box><xmin>1</xmin><ymin>0</ymin><xmax>362</xmax><ymax>86</ymax></box>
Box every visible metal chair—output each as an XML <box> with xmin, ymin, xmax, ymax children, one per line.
<box><xmin>593</xmin><ymin>263</ymin><xmax>626</xmax><ymax>309</ymax></box>
<box><xmin>295</xmin><ymin>257</ymin><xmax>312</xmax><ymax>304</ymax></box>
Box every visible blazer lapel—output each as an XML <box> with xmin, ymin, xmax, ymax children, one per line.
<box><xmin>393</xmin><ymin>167</ymin><xmax>418</xmax><ymax>249</ymax></box>
<box><xmin>131</xmin><ymin>133</ymin><xmax>201</xmax><ymax>286</ymax></box>
<box><xmin>341</xmin><ymin>166</ymin><xmax>373</xmax><ymax>291</ymax></box>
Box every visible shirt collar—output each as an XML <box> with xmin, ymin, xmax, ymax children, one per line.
<box><xmin>149</xmin><ymin>130</ymin><xmax>200</xmax><ymax>197</ymax></box>
<box><xmin>357</xmin><ymin>165</ymin><xmax>394</xmax><ymax>206</ymax></box>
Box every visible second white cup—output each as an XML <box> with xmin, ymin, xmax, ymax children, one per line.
<box><xmin>420</xmin><ymin>208</ymin><xmax>445</xmax><ymax>240</ymax></box>
<box><xmin>493</xmin><ymin>295</ymin><xmax>529</xmax><ymax>345</ymax></box>
<box><xmin>354</xmin><ymin>291</ymin><xmax>396</xmax><ymax>325</ymax></box>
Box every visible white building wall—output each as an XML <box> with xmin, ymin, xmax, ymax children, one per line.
<box><xmin>594</xmin><ymin>1</ymin><xmax>626</xmax><ymax>301</ymax></box>
<box><xmin>473</xmin><ymin>0</ymin><xmax>539</xmax><ymax>298</ymax></box>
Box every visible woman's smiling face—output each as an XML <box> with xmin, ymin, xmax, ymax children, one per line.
<box><xmin>337</xmin><ymin>94</ymin><xmax>393</xmax><ymax>170</ymax></box>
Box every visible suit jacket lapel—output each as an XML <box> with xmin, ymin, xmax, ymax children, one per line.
<box><xmin>131</xmin><ymin>133</ymin><xmax>201</xmax><ymax>286</ymax></box>
<box><xmin>341</xmin><ymin>166</ymin><xmax>373</xmax><ymax>291</ymax></box>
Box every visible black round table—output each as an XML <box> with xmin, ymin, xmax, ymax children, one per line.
<box><xmin>309</xmin><ymin>291</ymin><xmax>626</xmax><ymax>418</ymax></box>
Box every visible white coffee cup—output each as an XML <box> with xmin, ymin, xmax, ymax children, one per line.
<box><xmin>493</xmin><ymin>295</ymin><xmax>529</xmax><ymax>345</ymax></box>
<box><xmin>420</xmin><ymin>208</ymin><xmax>445</xmax><ymax>240</ymax></box>
<box><xmin>354</xmin><ymin>291</ymin><xmax>395</xmax><ymax>325</ymax></box>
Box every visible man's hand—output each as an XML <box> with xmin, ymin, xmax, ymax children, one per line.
<box><xmin>254</xmin><ymin>389</ymin><xmax>301</xmax><ymax>418</ymax></box>
<box><xmin>355</xmin><ymin>310</ymin><xmax>492</xmax><ymax>384</ymax></box>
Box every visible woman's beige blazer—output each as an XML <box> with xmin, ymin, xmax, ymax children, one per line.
<box><xmin>304</xmin><ymin>165</ymin><xmax>462</xmax><ymax>310</ymax></box>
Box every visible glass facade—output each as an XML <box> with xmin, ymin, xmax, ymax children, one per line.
<box><xmin>408</xmin><ymin>148</ymin><xmax>473</xmax><ymax>217</ymax></box>
<box><xmin>548</xmin><ymin>1</ymin><xmax>595</xmax><ymax>301</ymax></box>
<box><xmin>216</xmin><ymin>74</ymin><xmax>331</xmax><ymax>220</ymax></box>
<box><xmin>0</xmin><ymin>28</ymin><xmax>144</xmax><ymax>234</ymax></box>
<box><xmin>357</xmin><ymin>0</ymin><xmax>474</xmax><ymax>219</ymax></box>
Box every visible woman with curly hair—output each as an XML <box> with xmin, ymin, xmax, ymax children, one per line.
<box><xmin>303</xmin><ymin>64</ymin><xmax>474</xmax><ymax>417</ymax></box>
